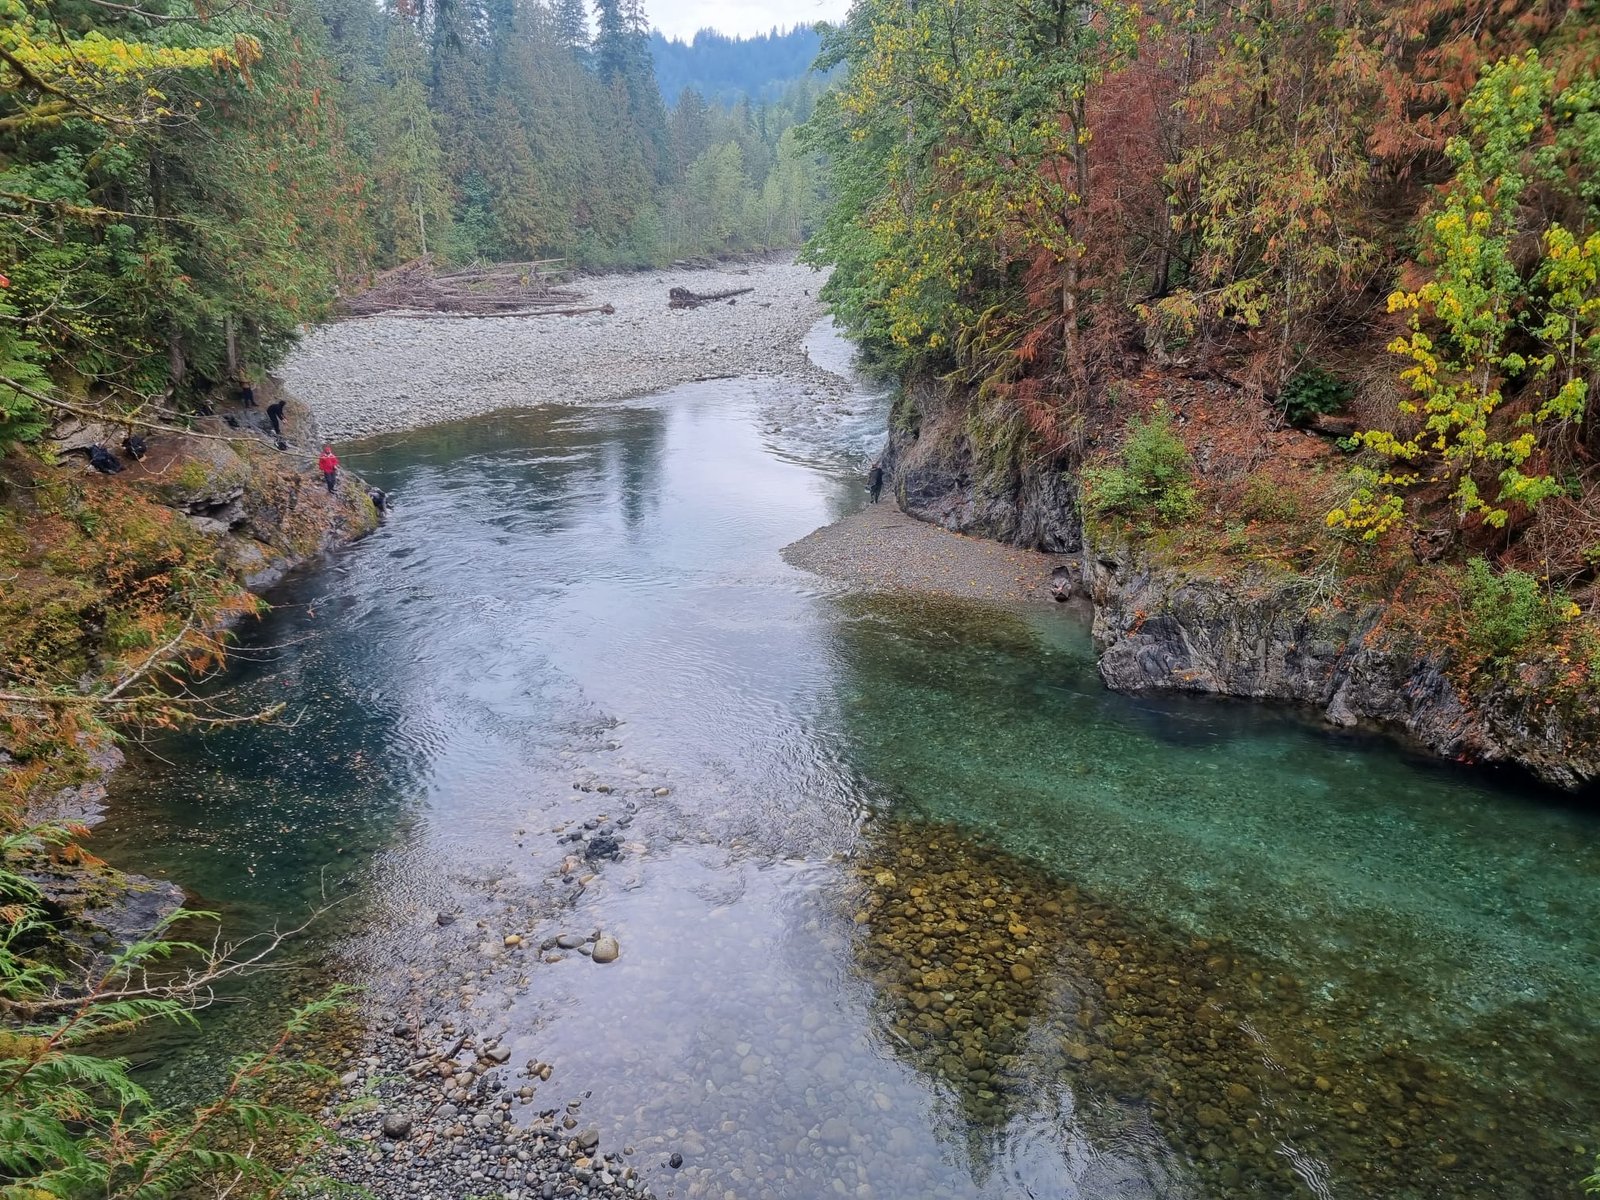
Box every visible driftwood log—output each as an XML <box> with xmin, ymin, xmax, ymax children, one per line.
<box><xmin>375</xmin><ymin>304</ymin><xmax>616</xmax><ymax>321</ymax></box>
<box><xmin>667</xmin><ymin>286</ymin><xmax>755</xmax><ymax>309</ymax></box>
<box><xmin>339</xmin><ymin>256</ymin><xmax>586</xmax><ymax>318</ymax></box>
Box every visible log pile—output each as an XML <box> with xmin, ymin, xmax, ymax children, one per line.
<box><xmin>339</xmin><ymin>256</ymin><xmax>588</xmax><ymax>318</ymax></box>
<box><xmin>667</xmin><ymin>286</ymin><xmax>755</xmax><ymax>309</ymax></box>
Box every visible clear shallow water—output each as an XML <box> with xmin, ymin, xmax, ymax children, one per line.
<box><xmin>97</xmin><ymin>336</ymin><xmax>1600</xmax><ymax>1198</ymax></box>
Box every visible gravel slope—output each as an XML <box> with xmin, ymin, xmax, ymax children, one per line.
<box><xmin>281</xmin><ymin>260</ymin><xmax>833</xmax><ymax>440</ymax></box>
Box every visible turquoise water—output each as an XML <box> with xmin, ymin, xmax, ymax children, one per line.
<box><xmin>96</xmin><ymin>342</ymin><xmax>1600</xmax><ymax>1198</ymax></box>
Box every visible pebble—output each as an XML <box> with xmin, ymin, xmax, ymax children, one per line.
<box><xmin>282</xmin><ymin>262</ymin><xmax>833</xmax><ymax>440</ymax></box>
<box><xmin>592</xmin><ymin>934</ymin><xmax>620</xmax><ymax>964</ymax></box>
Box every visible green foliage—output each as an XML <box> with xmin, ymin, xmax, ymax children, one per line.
<box><xmin>1</xmin><ymin>0</ymin><xmax>369</xmax><ymax>433</ymax></box>
<box><xmin>1340</xmin><ymin>53</ymin><xmax>1600</xmax><ymax>536</ymax></box>
<box><xmin>803</xmin><ymin>0</ymin><xmax>1135</xmax><ymax>379</ymax></box>
<box><xmin>1460</xmin><ymin>557</ymin><xmax>1574</xmax><ymax>659</ymax></box>
<box><xmin>1280</xmin><ymin>365</ymin><xmax>1353</xmax><ymax>427</ymax></box>
<box><xmin>0</xmin><ymin>824</ymin><xmax>348</xmax><ymax>1199</ymax></box>
<box><xmin>1083</xmin><ymin>405</ymin><xmax>1198</xmax><ymax>525</ymax></box>
<box><xmin>0</xmin><ymin>291</ymin><xmax>50</xmax><ymax>450</ymax></box>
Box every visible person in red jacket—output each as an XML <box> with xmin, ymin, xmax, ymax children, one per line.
<box><xmin>318</xmin><ymin>445</ymin><xmax>340</xmax><ymax>494</ymax></box>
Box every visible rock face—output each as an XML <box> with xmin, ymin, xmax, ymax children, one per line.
<box><xmin>881</xmin><ymin>376</ymin><xmax>1080</xmax><ymax>552</ymax></box>
<box><xmin>1084</xmin><ymin>543</ymin><xmax>1600</xmax><ymax>791</ymax></box>
<box><xmin>876</xmin><ymin>378</ymin><xmax>1597</xmax><ymax>791</ymax></box>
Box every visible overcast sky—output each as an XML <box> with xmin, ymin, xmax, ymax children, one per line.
<box><xmin>649</xmin><ymin>0</ymin><xmax>851</xmax><ymax>41</ymax></box>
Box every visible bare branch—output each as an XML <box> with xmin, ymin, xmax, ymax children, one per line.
<box><xmin>5</xmin><ymin>906</ymin><xmax>334</xmax><ymax>1019</ymax></box>
<box><xmin>0</xmin><ymin>375</ymin><xmax>249</xmax><ymax>444</ymax></box>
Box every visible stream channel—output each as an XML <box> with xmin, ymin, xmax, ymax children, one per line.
<box><xmin>95</xmin><ymin>323</ymin><xmax>1599</xmax><ymax>1198</ymax></box>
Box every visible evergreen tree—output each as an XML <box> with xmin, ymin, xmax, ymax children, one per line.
<box><xmin>369</xmin><ymin>17</ymin><xmax>453</xmax><ymax>259</ymax></box>
<box><xmin>554</xmin><ymin>0</ymin><xmax>591</xmax><ymax>54</ymax></box>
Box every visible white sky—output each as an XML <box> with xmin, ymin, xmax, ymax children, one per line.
<box><xmin>649</xmin><ymin>0</ymin><xmax>851</xmax><ymax>41</ymax></box>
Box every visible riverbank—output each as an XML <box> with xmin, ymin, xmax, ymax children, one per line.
<box><xmin>783</xmin><ymin>501</ymin><xmax>1061</xmax><ymax>607</ymax></box>
<box><xmin>283</xmin><ymin>260</ymin><xmax>837</xmax><ymax>440</ymax></box>
<box><xmin>4</xmin><ymin>383</ymin><xmax>378</xmax><ymax>963</ymax></box>
<box><xmin>874</xmin><ymin>371</ymin><xmax>1600</xmax><ymax>793</ymax></box>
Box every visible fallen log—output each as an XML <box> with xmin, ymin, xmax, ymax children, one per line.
<box><xmin>667</xmin><ymin>286</ymin><xmax>755</xmax><ymax>309</ymax></box>
<box><xmin>338</xmin><ymin>256</ymin><xmax>580</xmax><ymax>318</ymax></box>
<box><xmin>355</xmin><ymin>303</ymin><xmax>616</xmax><ymax>321</ymax></box>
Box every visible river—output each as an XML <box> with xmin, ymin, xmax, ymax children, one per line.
<box><xmin>95</xmin><ymin>323</ymin><xmax>1600</xmax><ymax>1199</ymax></box>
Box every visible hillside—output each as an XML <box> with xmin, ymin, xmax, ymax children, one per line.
<box><xmin>650</xmin><ymin>26</ymin><xmax>824</xmax><ymax>107</ymax></box>
<box><xmin>806</xmin><ymin>0</ymin><xmax>1600</xmax><ymax>787</ymax></box>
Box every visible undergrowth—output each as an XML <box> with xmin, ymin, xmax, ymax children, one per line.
<box><xmin>1082</xmin><ymin>404</ymin><xmax>1197</xmax><ymax>528</ymax></box>
<box><xmin>1460</xmin><ymin>558</ymin><xmax>1576</xmax><ymax>661</ymax></box>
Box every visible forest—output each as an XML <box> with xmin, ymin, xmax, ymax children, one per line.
<box><xmin>807</xmin><ymin>0</ymin><xmax>1600</xmax><ymax>710</ymax></box>
<box><xmin>0</xmin><ymin>0</ymin><xmax>825</xmax><ymax>445</ymax></box>
<box><xmin>650</xmin><ymin>25</ymin><xmax>825</xmax><ymax>107</ymax></box>
<box><xmin>6</xmin><ymin>0</ymin><xmax>1600</xmax><ymax>1193</ymax></box>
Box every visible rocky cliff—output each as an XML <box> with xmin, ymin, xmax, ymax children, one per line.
<box><xmin>1081</xmin><ymin>543</ymin><xmax>1599</xmax><ymax>792</ymax></box>
<box><xmin>881</xmin><ymin>376</ymin><xmax>1081</xmax><ymax>552</ymax></box>
<box><xmin>879</xmin><ymin>380</ymin><xmax>1598</xmax><ymax>792</ymax></box>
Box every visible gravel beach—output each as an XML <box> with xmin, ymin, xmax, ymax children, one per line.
<box><xmin>282</xmin><ymin>259</ymin><xmax>834</xmax><ymax>440</ymax></box>
<box><xmin>783</xmin><ymin>501</ymin><xmax>1062</xmax><ymax>606</ymax></box>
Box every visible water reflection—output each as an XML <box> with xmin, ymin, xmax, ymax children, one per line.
<box><xmin>824</xmin><ymin>593</ymin><xmax>1600</xmax><ymax>1197</ymax></box>
<box><xmin>90</xmin><ymin>359</ymin><xmax>1600</xmax><ymax>1199</ymax></box>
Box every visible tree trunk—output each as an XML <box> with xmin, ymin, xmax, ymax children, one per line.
<box><xmin>224</xmin><ymin>314</ymin><xmax>239</xmax><ymax>379</ymax></box>
<box><xmin>1062</xmin><ymin>99</ymin><xmax>1091</xmax><ymax>389</ymax></box>
<box><xmin>417</xmin><ymin>181</ymin><xmax>428</xmax><ymax>256</ymax></box>
<box><xmin>168</xmin><ymin>324</ymin><xmax>186</xmax><ymax>391</ymax></box>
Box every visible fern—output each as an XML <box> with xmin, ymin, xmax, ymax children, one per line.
<box><xmin>0</xmin><ymin>827</ymin><xmax>346</xmax><ymax>1199</ymax></box>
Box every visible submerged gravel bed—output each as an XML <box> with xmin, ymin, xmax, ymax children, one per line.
<box><xmin>314</xmin><ymin>780</ymin><xmax>676</xmax><ymax>1200</ymax></box>
<box><xmin>281</xmin><ymin>260</ymin><xmax>833</xmax><ymax>440</ymax></box>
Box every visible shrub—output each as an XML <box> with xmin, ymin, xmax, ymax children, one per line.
<box><xmin>1461</xmin><ymin>557</ymin><xmax>1572</xmax><ymax>658</ymax></box>
<box><xmin>1280</xmin><ymin>364</ymin><xmax>1353</xmax><ymax>427</ymax></box>
<box><xmin>1241</xmin><ymin>471</ymin><xmax>1303</xmax><ymax>522</ymax></box>
<box><xmin>1083</xmin><ymin>404</ymin><xmax>1198</xmax><ymax>525</ymax></box>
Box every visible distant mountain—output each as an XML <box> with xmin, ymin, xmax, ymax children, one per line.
<box><xmin>649</xmin><ymin>26</ymin><xmax>825</xmax><ymax>107</ymax></box>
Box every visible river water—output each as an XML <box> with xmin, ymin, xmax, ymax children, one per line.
<box><xmin>97</xmin><ymin>326</ymin><xmax>1600</xmax><ymax>1198</ymax></box>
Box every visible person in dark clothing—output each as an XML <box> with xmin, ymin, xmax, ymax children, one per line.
<box><xmin>318</xmin><ymin>445</ymin><xmax>340</xmax><ymax>493</ymax></box>
<box><xmin>266</xmin><ymin>399</ymin><xmax>287</xmax><ymax>437</ymax></box>
<box><xmin>239</xmin><ymin>382</ymin><xmax>256</xmax><ymax>407</ymax></box>
<box><xmin>867</xmin><ymin>461</ymin><xmax>884</xmax><ymax>503</ymax></box>
<box><xmin>88</xmin><ymin>445</ymin><xmax>123</xmax><ymax>474</ymax></box>
<box><xmin>122</xmin><ymin>434</ymin><xmax>147</xmax><ymax>461</ymax></box>
<box><xmin>367</xmin><ymin>486</ymin><xmax>388</xmax><ymax>514</ymax></box>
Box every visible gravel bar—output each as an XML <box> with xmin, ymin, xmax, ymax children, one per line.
<box><xmin>281</xmin><ymin>259</ymin><xmax>832</xmax><ymax>441</ymax></box>
<box><xmin>784</xmin><ymin>501</ymin><xmax>1063</xmax><ymax>606</ymax></box>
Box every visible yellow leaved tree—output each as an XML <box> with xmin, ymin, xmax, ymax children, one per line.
<box><xmin>1330</xmin><ymin>53</ymin><xmax>1600</xmax><ymax>540</ymax></box>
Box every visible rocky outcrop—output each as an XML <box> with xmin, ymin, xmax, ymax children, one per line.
<box><xmin>1080</xmin><ymin>541</ymin><xmax>1600</xmax><ymax>791</ymax></box>
<box><xmin>876</xmin><ymin>375</ymin><xmax>1597</xmax><ymax>790</ymax></box>
<box><xmin>13</xmin><ymin>381</ymin><xmax>379</xmax><ymax>950</ymax></box>
<box><xmin>881</xmin><ymin>377</ymin><xmax>1081</xmax><ymax>552</ymax></box>
<box><xmin>133</xmin><ymin>382</ymin><xmax>376</xmax><ymax>592</ymax></box>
